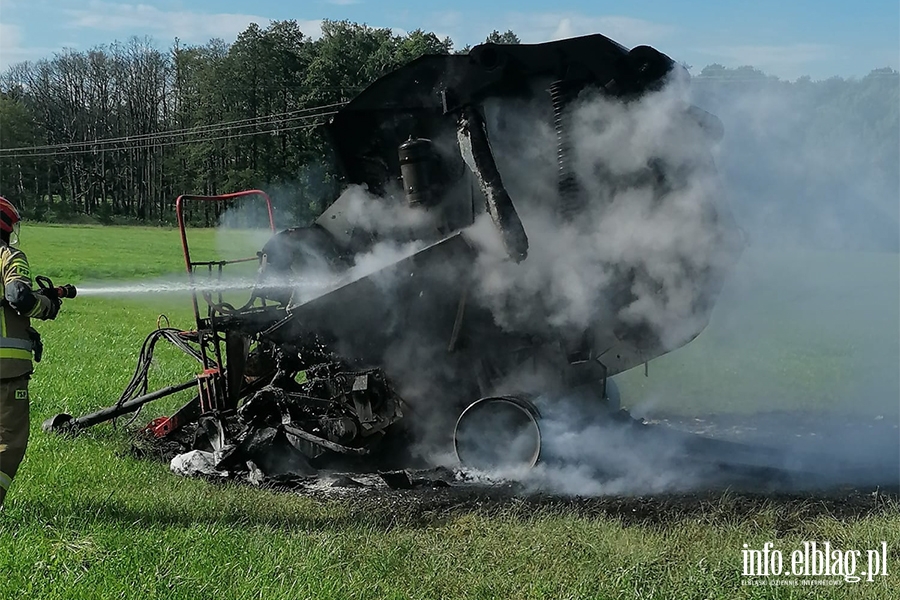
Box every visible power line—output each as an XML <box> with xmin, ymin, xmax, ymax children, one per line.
<box><xmin>0</xmin><ymin>121</ymin><xmax>328</xmax><ymax>159</ymax></box>
<box><xmin>1</xmin><ymin>110</ymin><xmax>338</xmax><ymax>156</ymax></box>
<box><xmin>0</xmin><ymin>102</ymin><xmax>345</xmax><ymax>153</ymax></box>
<box><xmin>0</xmin><ymin>101</ymin><xmax>347</xmax><ymax>154</ymax></box>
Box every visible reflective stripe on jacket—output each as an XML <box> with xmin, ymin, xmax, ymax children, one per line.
<box><xmin>0</xmin><ymin>243</ymin><xmax>42</xmax><ymax>379</ymax></box>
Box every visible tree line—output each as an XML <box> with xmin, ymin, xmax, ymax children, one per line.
<box><xmin>0</xmin><ymin>21</ymin><xmax>519</xmax><ymax>225</ymax></box>
<box><xmin>0</xmin><ymin>19</ymin><xmax>896</xmax><ymax>238</ymax></box>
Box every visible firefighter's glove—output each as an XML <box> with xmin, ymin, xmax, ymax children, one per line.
<box><xmin>47</xmin><ymin>296</ymin><xmax>61</xmax><ymax>320</ymax></box>
<box><xmin>36</xmin><ymin>289</ymin><xmax>62</xmax><ymax>319</ymax></box>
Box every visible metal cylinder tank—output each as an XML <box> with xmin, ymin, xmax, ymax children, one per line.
<box><xmin>398</xmin><ymin>136</ymin><xmax>436</xmax><ymax>207</ymax></box>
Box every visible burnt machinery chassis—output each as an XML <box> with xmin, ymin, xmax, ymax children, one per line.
<box><xmin>39</xmin><ymin>191</ymin><xmax>884</xmax><ymax>489</ymax></box>
<box><xmin>40</xmin><ymin>34</ymin><xmax>828</xmax><ymax>487</ymax></box>
<box><xmin>36</xmin><ymin>41</ymin><xmax>728</xmax><ymax>484</ymax></box>
<box><xmin>40</xmin><ymin>191</ymin><xmax>582</xmax><ymax>476</ymax></box>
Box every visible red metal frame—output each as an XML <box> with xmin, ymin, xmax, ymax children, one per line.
<box><xmin>174</xmin><ymin>190</ymin><xmax>276</xmax><ymax>412</ymax></box>
<box><xmin>175</xmin><ymin>189</ymin><xmax>276</xmax><ymax>327</ymax></box>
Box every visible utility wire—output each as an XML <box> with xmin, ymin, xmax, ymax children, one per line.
<box><xmin>0</xmin><ymin>121</ymin><xmax>326</xmax><ymax>158</ymax></box>
<box><xmin>0</xmin><ymin>104</ymin><xmax>344</xmax><ymax>153</ymax></box>
<box><xmin>0</xmin><ymin>101</ymin><xmax>347</xmax><ymax>154</ymax></box>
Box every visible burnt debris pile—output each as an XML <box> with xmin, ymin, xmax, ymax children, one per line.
<box><xmin>132</xmin><ymin>361</ymin><xmax>415</xmax><ymax>484</ymax></box>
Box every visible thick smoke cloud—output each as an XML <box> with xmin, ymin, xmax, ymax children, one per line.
<box><xmin>342</xmin><ymin>73</ymin><xmax>752</xmax><ymax>492</ymax></box>
<box><xmin>468</xmin><ymin>75</ymin><xmax>742</xmax><ymax>354</ymax></box>
<box><xmin>439</xmin><ymin>69</ymin><xmax>896</xmax><ymax>494</ymax></box>
<box><xmin>689</xmin><ymin>73</ymin><xmax>899</xmax><ymax>253</ymax></box>
<box><xmin>210</xmin><ymin>66</ymin><xmax>898</xmax><ymax>496</ymax></box>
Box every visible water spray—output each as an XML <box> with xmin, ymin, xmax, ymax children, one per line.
<box><xmin>75</xmin><ymin>279</ymin><xmax>259</xmax><ymax>297</ymax></box>
<box><xmin>73</xmin><ymin>274</ymin><xmax>341</xmax><ymax>302</ymax></box>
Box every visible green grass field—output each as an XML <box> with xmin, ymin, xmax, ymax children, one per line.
<box><xmin>1</xmin><ymin>224</ymin><xmax>898</xmax><ymax>599</ymax></box>
<box><xmin>616</xmin><ymin>246</ymin><xmax>900</xmax><ymax>418</ymax></box>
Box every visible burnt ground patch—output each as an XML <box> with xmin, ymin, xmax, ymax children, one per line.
<box><xmin>260</xmin><ymin>478</ymin><xmax>900</xmax><ymax>531</ymax></box>
<box><xmin>121</xmin><ymin>407</ymin><xmax>899</xmax><ymax>531</ymax></box>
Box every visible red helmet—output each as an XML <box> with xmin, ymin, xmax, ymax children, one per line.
<box><xmin>0</xmin><ymin>196</ymin><xmax>20</xmax><ymax>234</ymax></box>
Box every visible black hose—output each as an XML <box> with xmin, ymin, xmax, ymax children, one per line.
<box><xmin>112</xmin><ymin>328</ymin><xmax>204</xmax><ymax>427</ymax></box>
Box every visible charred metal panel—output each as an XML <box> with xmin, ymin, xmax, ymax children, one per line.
<box><xmin>274</xmin><ymin>233</ymin><xmax>477</xmax><ymax>365</ymax></box>
<box><xmin>325</xmin><ymin>35</ymin><xmax>679</xmax><ymax>195</ymax></box>
<box><xmin>456</xmin><ymin>106</ymin><xmax>529</xmax><ymax>262</ymax></box>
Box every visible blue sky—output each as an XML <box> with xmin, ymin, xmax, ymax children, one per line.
<box><xmin>0</xmin><ymin>0</ymin><xmax>897</xmax><ymax>80</ymax></box>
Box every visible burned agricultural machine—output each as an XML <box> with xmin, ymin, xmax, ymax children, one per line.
<box><xmin>45</xmin><ymin>33</ymin><xmax>743</xmax><ymax>480</ymax></box>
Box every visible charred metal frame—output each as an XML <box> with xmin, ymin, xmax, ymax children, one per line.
<box><xmin>175</xmin><ymin>190</ymin><xmax>277</xmax><ymax>412</ymax></box>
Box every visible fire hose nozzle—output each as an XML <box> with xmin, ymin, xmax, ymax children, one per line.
<box><xmin>56</xmin><ymin>284</ymin><xmax>77</xmax><ymax>299</ymax></box>
<box><xmin>35</xmin><ymin>275</ymin><xmax>77</xmax><ymax>299</ymax></box>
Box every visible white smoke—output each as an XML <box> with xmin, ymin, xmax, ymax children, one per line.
<box><xmin>326</xmin><ymin>183</ymin><xmax>439</xmax><ymax>238</ymax></box>
<box><xmin>468</xmin><ymin>75</ymin><xmax>742</xmax><ymax>353</ymax></box>
<box><xmin>425</xmin><ymin>68</ymin><xmax>897</xmax><ymax>495</ymax></box>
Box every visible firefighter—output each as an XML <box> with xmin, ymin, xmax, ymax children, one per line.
<box><xmin>0</xmin><ymin>196</ymin><xmax>61</xmax><ymax>508</ymax></box>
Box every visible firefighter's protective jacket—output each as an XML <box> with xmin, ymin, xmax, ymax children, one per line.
<box><xmin>0</xmin><ymin>243</ymin><xmax>55</xmax><ymax>379</ymax></box>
